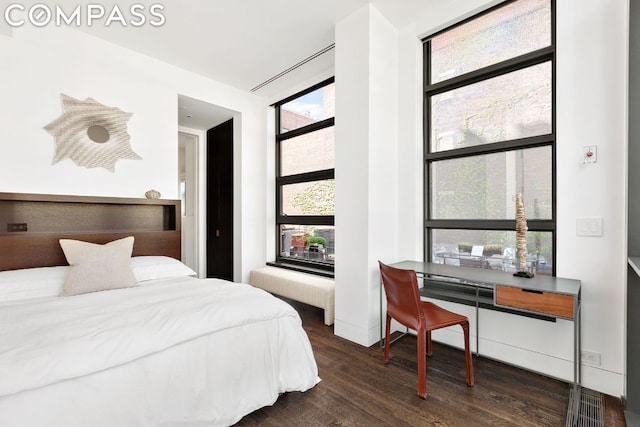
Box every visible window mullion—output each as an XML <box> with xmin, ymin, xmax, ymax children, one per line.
<box><xmin>278</xmin><ymin>169</ymin><xmax>334</xmax><ymax>185</ymax></box>
<box><xmin>426</xmin><ymin>134</ymin><xmax>554</xmax><ymax>162</ymax></box>
<box><xmin>277</xmin><ymin>117</ymin><xmax>335</xmax><ymax>141</ymax></box>
<box><xmin>425</xmin><ymin>219</ymin><xmax>554</xmax><ymax>231</ymax></box>
<box><xmin>425</xmin><ymin>47</ymin><xmax>554</xmax><ymax>96</ymax></box>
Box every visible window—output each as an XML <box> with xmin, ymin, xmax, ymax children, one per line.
<box><xmin>424</xmin><ymin>0</ymin><xmax>555</xmax><ymax>276</ymax></box>
<box><xmin>273</xmin><ymin>78</ymin><xmax>335</xmax><ymax>275</ymax></box>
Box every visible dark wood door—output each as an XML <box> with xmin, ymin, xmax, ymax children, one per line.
<box><xmin>206</xmin><ymin>119</ymin><xmax>233</xmax><ymax>280</ymax></box>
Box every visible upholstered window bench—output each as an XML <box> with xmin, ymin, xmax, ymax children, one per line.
<box><xmin>249</xmin><ymin>266</ymin><xmax>335</xmax><ymax>326</ymax></box>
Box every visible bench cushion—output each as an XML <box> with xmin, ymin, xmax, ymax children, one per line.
<box><xmin>249</xmin><ymin>267</ymin><xmax>335</xmax><ymax>325</ymax></box>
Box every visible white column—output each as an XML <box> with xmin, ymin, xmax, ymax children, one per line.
<box><xmin>334</xmin><ymin>4</ymin><xmax>400</xmax><ymax>346</ymax></box>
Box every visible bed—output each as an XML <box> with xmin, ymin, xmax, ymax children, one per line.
<box><xmin>0</xmin><ymin>192</ymin><xmax>319</xmax><ymax>426</ymax></box>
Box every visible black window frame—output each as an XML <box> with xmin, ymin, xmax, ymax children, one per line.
<box><xmin>423</xmin><ymin>0</ymin><xmax>556</xmax><ymax>275</ymax></box>
<box><xmin>271</xmin><ymin>77</ymin><xmax>335</xmax><ymax>277</ymax></box>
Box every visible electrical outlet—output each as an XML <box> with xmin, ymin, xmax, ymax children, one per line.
<box><xmin>581</xmin><ymin>350</ymin><xmax>601</xmax><ymax>366</ymax></box>
<box><xmin>7</xmin><ymin>223</ymin><xmax>27</xmax><ymax>232</ymax></box>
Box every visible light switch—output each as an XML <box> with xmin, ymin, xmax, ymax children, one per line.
<box><xmin>583</xmin><ymin>146</ymin><xmax>597</xmax><ymax>164</ymax></box>
<box><xmin>576</xmin><ymin>218</ymin><xmax>603</xmax><ymax>236</ymax></box>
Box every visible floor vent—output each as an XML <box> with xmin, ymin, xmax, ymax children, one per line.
<box><xmin>565</xmin><ymin>387</ymin><xmax>605</xmax><ymax>427</ymax></box>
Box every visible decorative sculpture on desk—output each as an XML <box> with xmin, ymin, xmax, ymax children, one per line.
<box><xmin>514</xmin><ymin>192</ymin><xmax>534</xmax><ymax>278</ymax></box>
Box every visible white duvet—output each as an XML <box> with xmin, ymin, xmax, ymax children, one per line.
<box><xmin>0</xmin><ymin>277</ymin><xmax>319</xmax><ymax>426</ymax></box>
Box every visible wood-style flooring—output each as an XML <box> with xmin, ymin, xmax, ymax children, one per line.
<box><xmin>236</xmin><ymin>300</ymin><xmax>626</xmax><ymax>426</ymax></box>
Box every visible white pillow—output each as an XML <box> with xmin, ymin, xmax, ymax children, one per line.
<box><xmin>0</xmin><ymin>266</ymin><xmax>68</xmax><ymax>303</ymax></box>
<box><xmin>130</xmin><ymin>256</ymin><xmax>196</xmax><ymax>282</ymax></box>
<box><xmin>60</xmin><ymin>236</ymin><xmax>137</xmax><ymax>296</ymax></box>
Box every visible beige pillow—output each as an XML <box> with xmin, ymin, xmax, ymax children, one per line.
<box><xmin>60</xmin><ymin>236</ymin><xmax>137</xmax><ymax>296</ymax></box>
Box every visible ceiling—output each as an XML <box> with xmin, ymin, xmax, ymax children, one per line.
<box><xmin>49</xmin><ymin>0</ymin><xmax>434</xmax><ymax>129</ymax></box>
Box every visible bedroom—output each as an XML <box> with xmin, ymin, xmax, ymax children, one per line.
<box><xmin>0</xmin><ymin>0</ymin><xmax>632</xmax><ymax>425</ymax></box>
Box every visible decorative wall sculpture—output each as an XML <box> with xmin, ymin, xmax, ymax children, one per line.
<box><xmin>44</xmin><ymin>94</ymin><xmax>141</xmax><ymax>172</ymax></box>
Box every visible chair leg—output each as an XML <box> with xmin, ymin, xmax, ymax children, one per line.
<box><xmin>384</xmin><ymin>314</ymin><xmax>391</xmax><ymax>363</ymax></box>
<box><xmin>426</xmin><ymin>330</ymin><xmax>433</xmax><ymax>356</ymax></box>
<box><xmin>417</xmin><ymin>329</ymin><xmax>427</xmax><ymax>399</ymax></box>
<box><xmin>461</xmin><ymin>320</ymin><xmax>474</xmax><ymax>386</ymax></box>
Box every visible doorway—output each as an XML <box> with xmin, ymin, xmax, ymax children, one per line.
<box><xmin>178</xmin><ymin>131</ymin><xmax>199</xmax><ymax>273</ymax></box>
<box><xmin>206</xmin><ymin>119</ymin><xmax>234</xmax><ymax>280</ymax></box>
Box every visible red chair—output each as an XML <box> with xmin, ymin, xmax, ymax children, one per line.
<box><xmin>379</xmin><ymin>261</ymin><xmax>474</xmax><ymax>398</ymax></box>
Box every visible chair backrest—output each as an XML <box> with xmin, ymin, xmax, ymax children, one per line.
<box><xmin>378</xmin><ymin>261</ymin><xmax>424</xmax><ymax>330</ymax></box>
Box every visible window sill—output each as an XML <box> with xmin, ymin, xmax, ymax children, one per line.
<box><xmin>267</xmin><ymin>261</ymin><xmax>334</xmax><ymax>278</ymax></box>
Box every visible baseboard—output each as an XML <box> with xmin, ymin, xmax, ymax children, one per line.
<box><xmin>334</xmin><ymin>319</ymin><xmax>382</xmax><ymax>347</ymax></box>
<box><xmin>432</xmin><ymin>328</ymin><xmax>623</xmax><ymax>397</ymax></box>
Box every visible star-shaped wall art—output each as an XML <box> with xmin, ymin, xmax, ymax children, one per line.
<box><xmin>44</xmin><ymin>94</ymin><xmax>141</xmax><ymax>172</ymax></box>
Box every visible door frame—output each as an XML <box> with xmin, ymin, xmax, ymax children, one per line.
<box><xmin>178</xmin><ymin>127</ymin><xmax>206</xmax><ymax>277</ymax></box>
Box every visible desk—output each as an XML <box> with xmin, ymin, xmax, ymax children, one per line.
<box><xmin>381</xmin><ymin>261</ymin><xmax>582</xmax><ymax>419</ymax></box>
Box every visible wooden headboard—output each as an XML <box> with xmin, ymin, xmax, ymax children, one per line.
<box><xmin>0</xmin><ymin>192</ymin><xmax>181</xmax><ymax>271</ymax></box>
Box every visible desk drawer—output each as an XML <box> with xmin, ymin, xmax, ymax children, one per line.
<box><xmin>495</xmin><ymin>285</ymin><xmax>575</xmax><ymax>319</ymax></box>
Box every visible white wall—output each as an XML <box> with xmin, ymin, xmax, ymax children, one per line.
<box><xmin>334</xmin><ymin>0</ymin><xmax>628</xmax><ymax>397</ymax></box>
<box><xmin>0</xmin><ymin>27</ymin><xmax>177</xmax><ymax>199</ymax></box>
<box><xmin>554</xmin><ymin>0</ymin><xmax>628</xmax><ymax>396</ymax></box>
<box><xmin>395</xmin><ymin>24</ymin><xmax>423</xmax><ymax>262</ymax></box>
<box><xmin>0</xmin><ymin>25</ymin><xmax>267</xmax><ymax>283</ymax></box>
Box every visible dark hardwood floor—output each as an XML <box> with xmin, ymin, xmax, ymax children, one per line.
<box><xmin>236</xmin><ymin>300</ymin><xmax>626</xmax><ymax>426</ymax></box>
